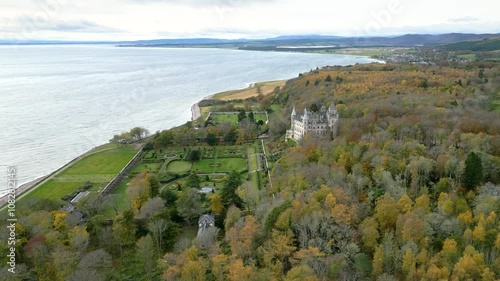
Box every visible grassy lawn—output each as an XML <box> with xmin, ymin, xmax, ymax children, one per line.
<box><xmin>22</xmin><ymin>145</ymin><xmax>138</xmax><ymax>203</ymax></box>
<box><xmin>270</xmin><ymin>104</ymin><xmax>282</xmax><ymax>115</ymax></box>
<box><xmin>247</xmin><ymin>146</ymin><xmax>261</xmax><ymax>190</ymax></box>
<box><xmin>193</xmin><ymin>158</ymin><xmax>247</xmax><ymax>174</ymax></box>
<box><xmin>60</xmin><ymin>146</ymin><xmax>137</xmax><ymax>176</ymax></box>
<box><xmin>166</xmin><ymin>160</ymin><xmax>192</xmax><ymax>173</ymax></box>
<box><xmin>131</xmin><ymin>162</ymin><xmax>162</xmax><ymax>173</ymax></box>
<box><xmin>103</xmin><ymin>178</ymin><xmax>132</xmax><ymax>217</ymax></box>
<box><xmin>457</xmin><ymin>53</ymin><xmax>477</xmax><ymax>60</ymax></box>
<box><xmin>25</xmin><ymin>180</ymin><xmax>82</xmax><ymax>200</ymax></box>
<box><xmin>217</xmin><ymin>146</ymin><xmax>246</xmax><ymax>158</ymax></box>
<box><xmin>247</xmin><ymin>147</ymin><xmax>259</xmax><ymax>171</ymax></box>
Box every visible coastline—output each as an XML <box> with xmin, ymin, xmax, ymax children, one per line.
<box><xmin>190</xmin><ymin>79</ymin><xmax>289</xmax><ymax>121</ymax></box>
<box><xmin>191</xmin><ymin>93</ymin><xmax>214</xmax><ymax>121</ymax></box>
<box><xmin>0</xmin><ymin>145</ymin><xmax>113</xmax><ymax>209</ymax></box>
<box><xmin>3</xmin><ymin>79</ymin><xmax>261</xmax><ymax>208</ymax></box>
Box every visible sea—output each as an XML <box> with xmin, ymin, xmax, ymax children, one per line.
<box><xmin>0</xmin><ymin>45</ymin><xmax>379</xmax><ymax>196</ymax></box>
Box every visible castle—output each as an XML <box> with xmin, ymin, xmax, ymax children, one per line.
<box><xmin>286</xmin><ymin>104</ymin><xmax>339</xmax><ymax>141</ymax></box>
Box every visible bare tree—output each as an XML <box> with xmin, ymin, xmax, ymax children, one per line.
<box><xmin>148</xmin><ymin>218</ymin><xmax>168</xmax><ymax>254</ymax></box>
<box><xmin>140</xmin><ymin>197</ymin><xmax>166</xmax><ymax>218</ymax></box>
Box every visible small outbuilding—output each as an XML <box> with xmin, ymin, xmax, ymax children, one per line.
<box><xmin>197</xmin><ymin>214</ymin><xmax>215</xmax><ymax>237</ymax></box>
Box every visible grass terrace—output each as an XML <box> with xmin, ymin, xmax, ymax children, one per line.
<box><xmin>22</xmin><ymin>144</ymin><xmax>138</xmax><ymax>203</ymax></box>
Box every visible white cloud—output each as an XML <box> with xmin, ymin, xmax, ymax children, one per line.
<box><xmin>0</xmin><ymin>0</ymin><xmax>498</xmax><ymax>40</ymax></box>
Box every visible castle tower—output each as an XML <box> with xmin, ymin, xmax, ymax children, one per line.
<box><xmin>303</xmin><ymin>108</ymin><xmax>309</xmax><ymax>139</ymax></box>
<box><xmin>328</xmin><ymin>103</ymin><xmax>337</xmax><ymax>114</ymax></box>
<box><xmin>291</xmin><ymin>106</ymin><xmax>296</xmax><ymax>138</ymax></box>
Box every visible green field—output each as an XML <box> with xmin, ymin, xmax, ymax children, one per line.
<box><xmin>60</xmin><ymin>146</ymin><xmax>137</xmax><ymax>175</ymax></box>
<box><xmin>23</xmin><ymin>144</ymin><xmax>138</xmax><ymax>202</ymax></box>
<box><xmin>25</xmin><ymin>180</ymin><xmax>82</xmax><ymax>201</ymax></box>
<box><xmin>247</xmin><ymin>147</ymin><xmax>261</xmax><ymax>190</ymax></box>
<box><xmin>103</xmin><ymin>178</ymin><xmax>131</xmax><ymax>217</ymax></box>
<box><xmin>166</xmin><ymin>160</ymin><xmax>192</xmax><ymax>173</ymax></box>
<box><xmin>217</xmin><ymin>146</ymin><xmax>246</xmax><ymax>158</ymax></box>
<box><xmin>193</xmin><ymin>158</ymin><xmax>247</xmax><ymax>174</ymax></box>
<box><xmin>131</xmin><ymin>162</ymin><xmax>162</xmax><ymax>173</ymax></box>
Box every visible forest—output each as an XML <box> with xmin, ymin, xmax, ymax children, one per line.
<box><xmin>1</xmin><ymin>59</ymin><xmax>499</xmax><ymax>281</ymax></box>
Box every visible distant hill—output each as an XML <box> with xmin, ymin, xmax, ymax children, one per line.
<box><xmin>441</xmin><ymin>38</ymin><xmax>500</xmax><ymax>51</ymax></box>
<box><xmin>2</xmin><ymin>33</ymin><xmax>499</xmax><ymax>48</ymax></box>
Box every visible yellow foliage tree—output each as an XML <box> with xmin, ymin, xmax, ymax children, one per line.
<box><xmin>458</xmin><ymin>210</ymin><xmax>473</xmax><ymax>225</ymax></box>
<box><xmin>229</xmin><ymin>215</ymin><xmax>259</xmax><ymax>259</ymax></box>
<box><xmin>396</xmin><ymin>193</ymin><xmax>412</xmax><ymax>214</ymax></box>
<box><xmin>211</xmin><ymin>254</ymin><xmax>228</xmax><ymax>281</ymax></box>
<box><xmin>374</xmin><ymin>194</ymin><xmax>398</xmax><ymax>230</ymax></box>
<box><xmin>413</xmin><ymin>194</ymin><xmax>430</xmax><ymax>213</ymax></box>
<box><xmin>371</xmin><ymin>245</ymin><xmax>384</xmax><ymax>278</ymax></box>
<box><xmin>472</xmin><ymin>224</ymin><xmax>486</xmax><ymax>243</ymax></box>
<box><xmin>228</xmin><ymin>258</ymin><xmax>252</xmax><ymax>281</ymax></box>
<box><xmin>360</xmin><ymin>217</ymin><xmax>379</xmax><ymax>252</ymax></box>
<box><xmin>209</xmin><ymin>194</ymin><xmax>225</xmax><ymax>214</ymax></box>
<box><xmin>52</xmin><ymin>211</ymin><xmax>68</xmax><ymax>233</ymax></box>
<box><xmin>181</xmin><ymin>260</ymin><xmax>205</xmax><ymax>281</ymax></box>
<box><xmin>402</xmin><ymin>248</ymin><xmax>416</xmax><ymax>278</ymax></box>
<box><xmin>452</xmin><ymin>245</ymin><xmax>486</xmax><ymax>280</ymax></box>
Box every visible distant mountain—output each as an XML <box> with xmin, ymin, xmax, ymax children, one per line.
<box><xmin>381</xmin><ymin>33</ymin><xmax>500</xmax><ymax>46</ymax></box>
<box><xmin>264</xmin><ymin>35</ymin><xmax>346</xmax><ymax>41</ymax></box>
<box><xmin>127</xmin><ymin>38</ymin><xmax>251</xmax><ymax>45</ymax></box>
<box><xmin>441</xmin><ymin>37</ymin><xmax>500</xmax><ymax>51</ymax></box>
<box><xmin>2</xmin><ymin>33</ymin><xmax>499</xmax><ymax>47</ymax></box>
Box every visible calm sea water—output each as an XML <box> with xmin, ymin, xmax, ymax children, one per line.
<box><xmin>0</xmin><ymin>45</ymin><xmax>378</xmax><ymax>195</ymax></box>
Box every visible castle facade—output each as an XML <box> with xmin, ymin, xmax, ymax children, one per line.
<box><xmin>286</xmin><ymin>104</ymin><xmax>339</xmax><ymax>141</ymax></box>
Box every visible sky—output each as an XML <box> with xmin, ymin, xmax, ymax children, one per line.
<box><xmin>0</xmin><ymin>0</ymin><xmax>499</xmax><ymax>41</ymax></box>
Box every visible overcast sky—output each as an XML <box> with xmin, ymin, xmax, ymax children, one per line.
<box><xmin>1</xmin><ymin>0</ymin><xmax>499</xmax><ymax>41</ymax></box>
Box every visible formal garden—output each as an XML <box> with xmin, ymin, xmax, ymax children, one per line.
<box><xmin>99</xmin><ymin>143</ymin><xmax>266</xmax><ymax>217</ymax></box>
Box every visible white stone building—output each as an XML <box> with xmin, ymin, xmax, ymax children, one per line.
<box><xmin>286</xmin><ymin>104</ymin><xmax>339</xmax><ymax>141</ymax></box>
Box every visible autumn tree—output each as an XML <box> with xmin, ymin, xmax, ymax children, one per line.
<box><xmin>127</xmin><ymin>172</ymin><xmax>151</xmax><ymax>212</ymax></box>
<box><xmin>209</xmin><ymin>194</ymin><xmax>225</xmax><ymax>214</ymax></box>
<box><xmin>130</xmin><ymin>126</ymin><xmax>150</xmax><ymax>141</ymax></box>
<box><xmin>228</xmin><ymin>215</ymin><xmax>260</xmax><ymax>259</ymax></box>
<box><xmin>374</xmin><ymin>194</ymin><xmax>398</xmax><ymax>230</ymax></box>
<box><xmin>360</xmin><ymin>217</ymin><xmax>379</xmax><ymax>252</ymax></box>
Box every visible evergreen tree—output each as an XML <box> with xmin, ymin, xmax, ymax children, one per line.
<box><xmin>147</xmin><ymin>174</ymin><xmax>160</xmax><ymax>197</ymax></box>
<box><xmin>248</xmin><ymin>111</ymin><xmax>255</xmax><ymax>123</ymax></box>
<box><xmin>185</xmin><ymin>171</ymin><xmax>200</xmax><ymax>189</ymax></box>
<box><xmin>463</xmin><ymin>151</ymin><xmax>483</xmax><ymax>190</ymax></box>
<box><xmin>220</xmin><ymin>170</ymin><xmax>244</xmax><ymax>208</ymax></box>
<box><xmin>206</xmin><ymin>133</ymin><xmax>217</xmax><ymax>146</ymax></box>
<box><xmin>237</xmin><ymin>109</ymin><xmax>246</xmax><ymax>123</ymax></box>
